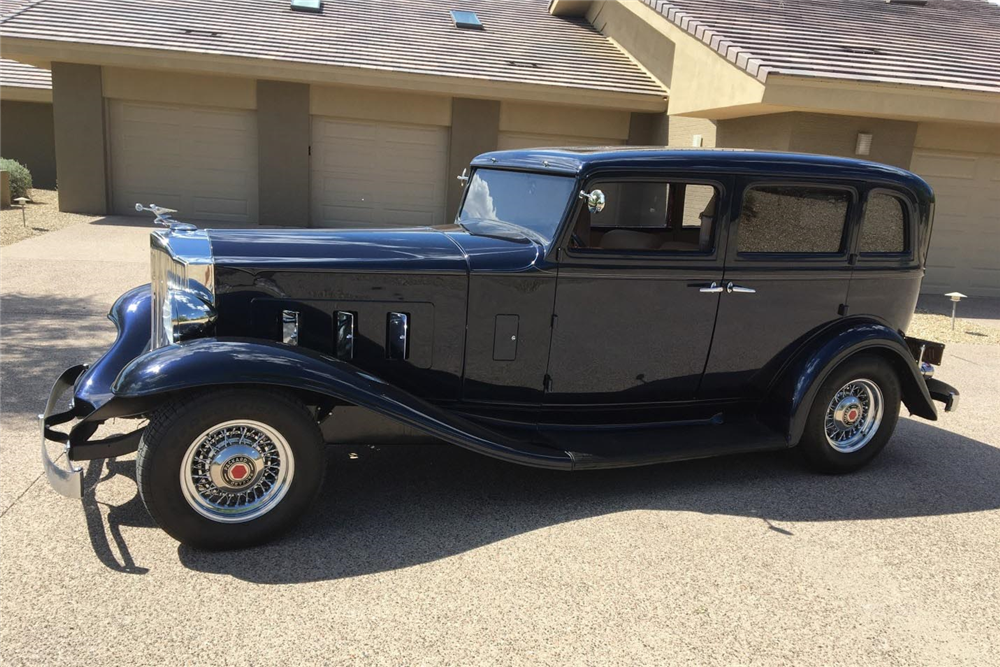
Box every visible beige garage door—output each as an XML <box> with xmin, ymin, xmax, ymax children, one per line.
<box><xmin>109</xmin><ymin>101</ymin><xmax>258</xmax><ymax>224</ymax></box>
<box><xmin>311</xmin><ymin>118</ymin><xmax>448</xmax><ymax>227</ymax></box>
<box><xmin>910</xmin><ymin>150</ymin><xmax>1000</xmax><ymax>297</ymax></box>
<box><xmin>497</xmin><ymin>132</ymin><xmax>623</xmax><ymax>151</ymax></box>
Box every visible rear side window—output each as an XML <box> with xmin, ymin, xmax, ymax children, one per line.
<box><xmin>737</xmin><ymin>186</ymin><xmax>850</xmax><ymax>254</ymax></box>
<box><xmin>859</xmin><ymin>193</ymin><xmax>907</xmax><ymax>254</ymax></box>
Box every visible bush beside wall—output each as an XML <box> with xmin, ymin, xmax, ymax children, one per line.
<box><xmin>0</xmin><ymin>158</ymin><xmax>33</xmax><ymax>199</ymax></box>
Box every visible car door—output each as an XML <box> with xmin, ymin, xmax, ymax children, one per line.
<box><xmin>543</xmin><ymin>174</ymin><xmax>731</xmax><ymax>421</ymax></box>
<box><xmin>700</xmin><ymin>178</ymin><xmax>859</xmax><ymax>398</ymax></box>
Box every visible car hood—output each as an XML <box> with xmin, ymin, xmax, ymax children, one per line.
<box><xmin>207</xmin><ymin>225</ymin><xmax>543</xmax><ymax>273</ymax></box>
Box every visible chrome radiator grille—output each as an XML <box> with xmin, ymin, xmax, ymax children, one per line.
<box><xmin>150</xmin><ymin>229</ymin><xmax>215</xmax><ymax>349</ymax></box>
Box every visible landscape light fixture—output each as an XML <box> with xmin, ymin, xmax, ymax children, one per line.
<box><xmin>14</xmin><ymin>196</ymin><xmax>28</xmax><ymax>226</ymax></box>
<box><xmin>944</xmin><ymin>292</ymin><xmax>967</xmax><ymax>331</ymax></box>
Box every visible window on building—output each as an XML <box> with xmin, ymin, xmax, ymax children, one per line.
<box><xmin>737</xmin><ymin>185</ymin><xmax>850</xmax><ymax>254</ymax></box>
<box><xmin>859</xmin><ymin>193</ymin><xmax>907</xmax><ymax>254</ymax></box>
<box><xmin>570</xmin><ymin>181</ymin><xmax>719</xmax><ymax>253</ymax></box>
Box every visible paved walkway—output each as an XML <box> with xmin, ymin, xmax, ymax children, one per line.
<box><xmin>2</xmin><ymin>217</ymin><xmax>999</xmax><ymax>666</ymax></box>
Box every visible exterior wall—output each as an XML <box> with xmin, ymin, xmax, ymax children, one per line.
<box><xmin>51</xmin><ymin>62</ymin><xmax>106</xmax><ymax>214</ymax></box>
<box><xmin>499</xmin><ymin>101</ymin><xmax>631</xmax><ymax>142</ymax></box>
<box><xmin>787</xmin><ymin>114</ymin><xmax>918</xmax><ymax>168</ymax></box>
<box><xmin>102</xmin><ymin>67</ymin><xmax>256</xmax><ymax>109</ymax></box>
<box><xmin>669</xmin><ymin>116</ymin><xmax>717</xmax><ymax>148</ymax></box>
<box><xmin>715</xmin><ymin>112</ymin><xmax>918</xmax><ymax>168</ymax></box>
<box><xmin>0</xmin><ymin>99</ymin><xmax>56</xmax><ymax>188</ymax></box>
<box><xmin>310</xmin><ymin>85</ymin><xmax>451</xmax><ymax>126</ymax></box>
<box><xmin>257</xmin><ymin>80</ymin><xmax>309</xmax><ymax>226</ymax></box>
<box><xmin>914</xmin><ymin>122</ymin><xmax>1000</xmax><ymax>155</ymax></box>
<box><xmin>716</xmin><ymin>113</ymin><xmax>793</xmax><ymax>151</ymax></box>
<box><xmin>446</xmin><ymin>98</ymin><xmax>500</xmax><ymax>221</ymax></box>
<box><xmin>628</xmin><ymin>112</ymin><xmax>668</xmax><ymax>146</ymax></box>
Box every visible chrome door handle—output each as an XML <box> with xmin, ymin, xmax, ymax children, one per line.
<box><xmin>727</xmin><ymin>282</ymin><xmax>756</xmax><ymax>294</ymax></box>
<box><xmin>699</xmin><ymin>282</ymin><xmax>724</xmax><ymax>293</ymax></box>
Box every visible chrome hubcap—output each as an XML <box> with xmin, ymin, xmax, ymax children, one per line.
<box><xmin>180</xmin><ymin>420</ymin><xmax>294</xmax><ymax>523</ymax></box>
<box><xmin>824</xmin><ymin>379</ymin><xmax>884</xmax><ymax>453</ymax></box>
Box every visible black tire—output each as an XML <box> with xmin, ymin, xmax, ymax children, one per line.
<box><xmin>136</xmin><ymin>388</ymin><xmax>325</xmax><ymax>549</ymax></box>
<box><xmin>797</xmin><ymin>353</ymin><xmax>901</xmax><ymax>474</ymax></box>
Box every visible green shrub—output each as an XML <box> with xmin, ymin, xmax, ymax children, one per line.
<box><xmin>0</xmin><ymin>157</ymin><xmax>33</xmax><ymax>200</ymax></box>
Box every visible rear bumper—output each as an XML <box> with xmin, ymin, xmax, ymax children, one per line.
<box><xmin>925</xmin><ymin>378</ymin><xmax>960</xmax><ymax>413</ymax></box>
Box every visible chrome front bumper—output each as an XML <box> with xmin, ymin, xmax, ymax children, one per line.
<box><xmin>39</xmin><ymin>365</ymin><xmax>88</xmax><ymax>499</ymax></box>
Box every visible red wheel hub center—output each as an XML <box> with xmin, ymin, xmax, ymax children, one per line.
<box><xmin>229</xmin><ymin>463</ymin><xmax>249</xmax><ymax>480</ymax></box>
<box><xmin>846</xmin><ymin>408</ymin><xmax>859</xmax><ymax>423</ymax></box>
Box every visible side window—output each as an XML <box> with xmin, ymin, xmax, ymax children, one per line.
<box><xmin>859</xmin><ymin>193</ymin><xmax>907</xmax><ymax>254</ymax></box>
<box><xmin>572</xmin><ymin>181</ymin><xmax>719</xmax><ymax>253</ymax></box>
<box><xmin>737</xmin><ymin>185</ymin><xmax>850</xmax><ymax>254</ymax></box>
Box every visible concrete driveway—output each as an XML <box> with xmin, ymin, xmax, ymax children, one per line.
<box><xmin>2</xmin><ymin>217</ymin><xmax>999</xmax><ymax>666</ymax></box>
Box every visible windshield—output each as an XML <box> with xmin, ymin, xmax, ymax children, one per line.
<box><xmin>457</xmin><ymin>168</ymin><xmax>575</xmax><ymax>247</ymax></box>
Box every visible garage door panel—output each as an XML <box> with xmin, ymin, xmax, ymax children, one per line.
<box><xmin>110</xmin><ymin>101</ymin><xmax>258</xmax><ymax>224</ymax></box>
<box><xmin>910</xmin><ymin>150</ymin><xmax>999</xmax><ymax>297</ymax></box>
<box><xmin>311</xmin><ymin>117</ymin><xmax>448</xmax><ymax>228</ymax></box>
<box><xmin>191</xmin><ymin>196</ymin><xmax>251</xmax><ymax>219</ymax></box>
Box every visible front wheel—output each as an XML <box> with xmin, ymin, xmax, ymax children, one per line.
<box><xmin>136</xmin><ymin>389</ymin><xmax>326</xmax><ymax>549</ymax></box>
<box><xmin>798</xmin><ymin>354</ymin><xmax>901</xmax><ymax>474</ymax></box>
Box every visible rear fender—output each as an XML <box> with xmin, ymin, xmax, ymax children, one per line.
<box><xmin>86</xmin><ymin>338</ymin><xmax>572</xmax><ymax>470</ymax></box>
<box><xmin>761</xmin><ymin>318</ymin><xmax>937</xmax><ymax>446</ymax></box>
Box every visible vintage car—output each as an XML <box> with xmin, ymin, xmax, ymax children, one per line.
<box><xmin>41</xmin><ymin>148</ymin><xmax>959</xmax><ymax>549</ymax></box>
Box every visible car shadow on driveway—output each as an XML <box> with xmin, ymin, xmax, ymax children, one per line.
<box><xmin>159</xmin><ymin>417</ymin><xmax>1000</xmax><ymax>583</ymax></box>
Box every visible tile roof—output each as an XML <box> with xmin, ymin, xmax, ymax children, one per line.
<box><xmin>0</xmin><ymin>0</ymin><xmax>665</xmax><ymax>100</ymax></box>
<box><xmin>0</xmin><ymin>0</ymin><xmax>50</xmax><ymax>90</ymax></box>
<box><xmin>643</xmin><ymin>0</ymin><xmax>1000</xmax><ymax>94</ymax></box>
<box><xmin>0</xmin><ymin>58</ymin><xmax>50</xmax><ymax>89</ymax></box>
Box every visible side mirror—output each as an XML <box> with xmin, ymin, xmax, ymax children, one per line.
<box><xmin>579</xmin><ymin>189</ymin><xmax>606</xmax><ymax>214</ymax></box>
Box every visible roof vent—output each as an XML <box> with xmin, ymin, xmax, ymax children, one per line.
<box><xmin>885</xmin><ymin>0</ymin><xmax>928</xmax><ymax>6</ymax></box>
<box><xmin>291</xmin><ymin>0</ymin><xmax>322</xmax><ymax>13</ymax></box>
<box><xmin>450</xmin><ymin>10</ymin><xmax>484</xmax><ymax>30</ymax></box>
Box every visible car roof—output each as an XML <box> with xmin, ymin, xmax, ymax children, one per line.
<box><xmin>470</xmin><ymin>147</ymin><xmax>932</xmax><ymax>200</ymax></box>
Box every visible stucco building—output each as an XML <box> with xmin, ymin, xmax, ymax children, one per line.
<box><xmin>1</xmin><ymin>0</ymin><xmax>998</xmax><ymax>294</ymax></box>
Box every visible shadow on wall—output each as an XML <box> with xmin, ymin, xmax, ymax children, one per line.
<box><xmin>77</xmin><ymin>417</ymin><xmax>1000</xmax><ymax>582</ymax></box>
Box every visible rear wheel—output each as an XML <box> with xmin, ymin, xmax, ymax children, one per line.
<box><xmin>136</xmin><ymin>389</ymin><xmax>325</xmax><ymax>549</ymax></box>
<box><xmin>798</xmin><ymin>354</ymin><xmax>901</xmax><ymax>474</ymax></box>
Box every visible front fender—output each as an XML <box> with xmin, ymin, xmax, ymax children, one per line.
<box><xmin>91</xmin><ymin>338</ymin><xmax>572</xmax><ymax>470</ymax></box>
<box><xmin>762</xmin><ymin>318</ymin><xmax>937</xmax><ymax>446</ymax></box>
<box><xmin>74</xmin><ymin>284</ymin><xmax>152</xmax><ymax>413</ymax></box>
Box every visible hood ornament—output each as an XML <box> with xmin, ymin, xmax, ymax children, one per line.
<box><xmin>135</xmin><ymin>203</ymin><xmax>197</xmax><ymax>232</ymax></box>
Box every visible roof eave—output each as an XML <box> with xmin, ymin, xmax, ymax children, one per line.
<box><xmin>0</xmin><ymin>36</ymin><xmax>668</xmax><ymax>113</ymax></box>
<box><xmin>0</xmin><ymin>83</ymin><xmax>52</xmax><ymax>102</ymax></box>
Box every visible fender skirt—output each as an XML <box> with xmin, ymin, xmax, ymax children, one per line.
<box><xmin>86</xmin><ymin>338</ymin><xmax>573</xmax><ymax>470</ymax></box>
<box><xmin>762</xmin><ymin>319</ymin><xmax>937</xmax><ymax>447</ymax></box>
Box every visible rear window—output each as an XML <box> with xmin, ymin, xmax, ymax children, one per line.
<box><xmin>737</xmin><ymin>185</ymin><xmax>850</xmax><ymax>254</ymax></box>
<box><xmin>859</xmin><ymin>193</ymin><xmax>907</xmax><ymax>254</ymax></box>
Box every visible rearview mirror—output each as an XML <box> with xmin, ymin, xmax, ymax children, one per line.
<box><xmin>579</xmin><ymin>189</ymin><xmax>606</xmax><ymax>214</ymax></box>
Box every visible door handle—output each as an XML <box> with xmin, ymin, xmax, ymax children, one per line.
<box><xmin>699</xmin><ymin>282</ymin><xmax>724</xmax><ymax>294</ymax></box>
<box><xmin>726</xmin><ymin>282</ymin><xmax>756</xmax><ymax>294</ymax></box>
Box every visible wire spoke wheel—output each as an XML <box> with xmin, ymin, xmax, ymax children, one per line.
<box><xmin>180</xmin><ymin>419</ymin><xmax>295</xmax><ymax>523</ymax></box>
<box><xmin>823</xmin><ymin>378</ymin><xmax>884</xmax><ymax>454</ymax></box>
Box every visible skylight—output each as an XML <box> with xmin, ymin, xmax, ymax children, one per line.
<box><xmin>291</xmin><ymin>0</ymin><xmax>322</xmax><ymax>13</ymax></box>
<box><xmin>450</xmin><ymin>10</ymin><xmax>483</xmax><ymax>30</ymax></box>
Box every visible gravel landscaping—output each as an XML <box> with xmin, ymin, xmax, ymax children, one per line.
<box><xmin>908</xmin><ymin>309</ymin><xmax>1000</xmax><ymax>346</ymax></box>
<box><xmin>0</xmin><ymin>189</ymin><xmax>101</xmax><ymax>247</ymax></box>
